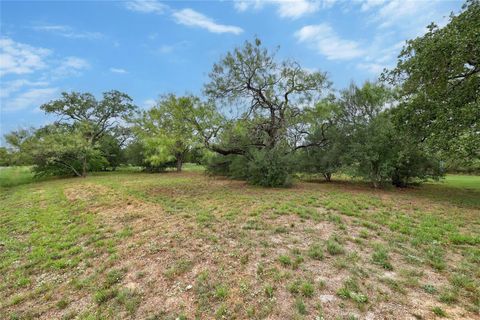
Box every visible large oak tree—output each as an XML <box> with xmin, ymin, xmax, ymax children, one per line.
<box><xmin>383</xmin><ymin>0</ymin><xmax>480</xmax><ymax>158</ymax></box>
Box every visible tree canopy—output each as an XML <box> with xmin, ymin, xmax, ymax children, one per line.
<box><xmin>3</xmin><ymin>2</ymin><xmax>477</xmax><ymax>186</ymax></box>
<box><xmin>383</xmin><ymin>0</ymin><xmax>480</xmax><ymax>158</ymax></box>
<box><xmin>204</xmin><ymin>38</ymin><xmax>331</xmax><ymax>154</ymax></box>
<box><xmin>134</xmin><ymin>94</ymin><xmax>202</xmax><ymax>172</ymax></box>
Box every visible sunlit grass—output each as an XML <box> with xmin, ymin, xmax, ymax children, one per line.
<box><xmin>0</xmin><ymin>168</ymin><xmax>479</xmax><ymax>318</ymax></box>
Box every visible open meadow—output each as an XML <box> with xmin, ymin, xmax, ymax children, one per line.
<box><xmin>1</xmin><ymin>166</ymin><xmax>479</xmax><ymax>320</ymax></box>
<box><xmin>1</xmin><ymin>1</ymin><xmax>479</xmax><ymax>319</ymax></box>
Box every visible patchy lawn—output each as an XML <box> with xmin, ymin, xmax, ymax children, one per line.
<box><xmin>1</xmin><ymin>169</ymin><xmax>479</xmax><ymax>319</ymax></box>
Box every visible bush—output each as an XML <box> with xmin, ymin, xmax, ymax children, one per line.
<box><xmin>206</xmin><ymin>147</ymin><xmax>293</xmax><ymax>187</ymax></box>
<box><xmin>247</xmin><ymin>147</ymin><xmax>293</xmax><ymax>187</ymax></box>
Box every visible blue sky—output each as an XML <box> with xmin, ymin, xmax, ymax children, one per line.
<box><xmin>0</xmin><ymin>0</ymin><xmax>462</xmax><ymax>142</ymax></box>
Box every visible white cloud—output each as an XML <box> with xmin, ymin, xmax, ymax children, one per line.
<box><xmin>158</xmin><ymin>45</ymin><xmax>174</xmax><ymax>54</ymax></box>
<box><xmin>0</xmin><ymin>38</ymin><xmax>51</xmax><ymax>76</ymax></box>
<box><xmin>33</xmin><ymin>24</ymin><xmax>104</xmax><ymax>40</ymax></box>
<box><xmin>276</xmin><ymin>0</ymin><xmax>321</xmax><ymax>19</ymax></box>
<box><xmin>295</xmin><ymin>24</ymin><xmax>364</xmax><ymax>60</ymax></box>
<box><xmin>125</xmin><ymin>0</ymin><xmax>168</xmax><ymax>14</ymax></box>
<box><xmin>360</xmin><ymin>0</ymin><xmax>446</xmax><ymax>36</ymax></box>
<box><xmin>353</xmin><ymin>37</ymin><xmax>405</xmax><ymax>75</ymax></box>
<box><xmin>52</xmin><ymin>57</ymin><xmax>90</xmax><ymax>78</ymax></box>
<box><xmin>360</xmin><ymin>0</ymin><xmax>386</xmax><ymax>12</ymax></box>
<box><xmin>155</xmin><ymin>41</ymin><xmax>190</xmax><ymax>55</ymax></box>
<box><xmin>143</xmin><ymin>99</ymin><xmax>156</xmax><ymax>109</ymax></box>
<box><xmin>234</xmin><ymin>0</ymin><xmax>265</xmax><ymax>12</ymax></box>
<box><xmin>173</xmin><ymin>9</ymin><xmax>243</xmax><ymax>35</ymax></box>
<box><xmin>356</xmin><ymin>62</ymin><xmax>385</xmax><ymax>74</ymax></box>
<box><xmin>110</xmin><ymin>67</ymin><xmax>128</xmax><ymax>74</ymax></box>
<box><xmin>0</xmin><ymin>79</ymin><xmax>49</xmax><ymax>98</ymax></box>
<box><xmin>1</xmin><ymin>87</ymin><xmax>58</xmax><ymax>112</ymax></box>
<box><xmin>234</xmin><ymin>0</ymin><xmax>332</xmax><ymax>19</ymax></box>
<box><xmin>374</xmin><ymin>0</ymin><xmax>432</xmax><ymax>28</ymax></box>
<box><xmin>0</xmin><ymin>38</ymin><xmax>90</xmax><ymax>113</ymax></box>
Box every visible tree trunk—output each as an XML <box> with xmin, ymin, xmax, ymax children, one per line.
<box><xmin>82</xmin><ymin>155</ymin><xmax>87</xmax><ymax>178</ymax></box>
<box><xmin>323</xmin><ymin>172</ymin><xmax>332</xmax><ymax>182</ymax></box>
<box><xmin>176</xmin><ymin>156</ymin><xmax>183</xmax><ymax>172</ymax></box>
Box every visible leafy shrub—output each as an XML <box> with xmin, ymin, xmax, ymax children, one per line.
<box><xmin>206</xmin><ymin>147</ymin><xmax>293</xmax><ymax>187</ymax></box>
<box><xmin>247</xmin><ymin>147</ymin><xmax>293</xmax><ymax>187</ymax></box>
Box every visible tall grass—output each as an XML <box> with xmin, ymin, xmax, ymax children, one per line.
<box><xmin>0</xmin><ymin>166</ymin><xmax>36</xmax><ymax>187</ymax></box>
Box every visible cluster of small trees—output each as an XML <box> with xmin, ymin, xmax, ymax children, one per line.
<box><xmin>1</xmin><ymin>1</ymin><xmax>478</xmax><ymax>187</ymax></box>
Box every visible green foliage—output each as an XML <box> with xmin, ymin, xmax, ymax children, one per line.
<box><xmin>21</xmin><ymin>125</ymin><xmax>107</xmax><ymax>177</ymax></box>
<box><xmin>135</xmin><ymin>94</ymin><xmax>203</xmax><ymax>172</ymax></box>
<box><xmin>383</xmin><ymin>0</ymin><xmax>480</xmax><ymax>158</ymax></box>
<box><xmin>335</xmin><ymin>82</ymin><xmax>443</xmax><ymax>188</ymax></box>
<box><xmin>97</xmin><ymin>132</ymin><xmax>127</xmax><ymax>170</ymax></box>
<box><xmin>207</xmin><ymin>146</ymin><xmax>294</xmax><ymax>187</ymax></box>
<box><xmin>0</xmin><ymin>147</ymin><xmax>13</xmax><ymax>166</ymax></box>
<box><xmin>123</xmin><ymin>139</ymin><xmax>146</xmax><ymax>167</ymax></box>
<box><xmin>247</xmin><ymin>147</ymin><xmax>293</xmax><ymax>187</ymax></box>
<box><xmin>201</xmin><ymin>38</ymin><xmax>330</xmax><ymax>186</ymax></box>
<box><xmin>298</xmin><ymin>97</ymin><xmax>347</xmax><ymax>181</ymax></box>
<box><xmin>4</xmin><ymin>90</ymin><xmax>136</xmax><ymax>178</ymax></box>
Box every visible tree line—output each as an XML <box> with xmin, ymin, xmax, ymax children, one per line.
<box><xmin>1</xmin><ymin>0</ymin><xmax>478</xmax><ymax>187</ymax></box>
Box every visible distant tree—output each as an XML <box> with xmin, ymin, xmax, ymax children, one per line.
<box><xmin>41</xmin><ymin>90</ymin><xmax>136</xmax><ymax>176</ymax></box>
<box><xmin>123</xmin><ymin>139</ymin><xmax>146</xmax><ymax>167</ymax></box>
<box><xmin>29</xmin><ymin>125</ymin><xmax>107</xmax><ymax>177</ymax></box>
<box><xmin>383</xmin><ymin>0</ymin><xmax>480</xmax><ymax>158</ymax></box>
<box><xmin>3</xmin><ymin>128</ymin><xmax>36</xmax><ymax>165</ymax></box>
<box><xmin>0</xmin><ymin>147</ymin><xmax>12</xmax><ymax>166</ymax></box>
<box><xmin>135</xmin><ymin>94</ymin><xmax>202</xmax><ymax>172</ymax></box>
<box><xmin>3</xmin><ymin>125</ymin><xmax>104</xmax><ymax>177</ymax></box>
<box><xmin>98</xmin><ymin>133</ymin><xmax>123</xmax><ymax>171</ymax></box>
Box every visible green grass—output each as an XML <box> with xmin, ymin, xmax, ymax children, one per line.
<box><xmin>1</xmin><ymin>169</ymin><xmax>479</xmax><ymax>319</ymax></box>
<box><xmin>0</xmin><ymin>166</ymin><xmax>36</xmax><ymax>187</ymax></box>
<box><xmin>437</xmin><ymin>174</ymin><xmax>480</xmax><ymax>190</ymax></box>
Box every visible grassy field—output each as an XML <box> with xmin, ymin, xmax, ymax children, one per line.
<box><xmin>0</xmin><ymin>167</ymin><xmax>479</xmax><ymax>319</ymax></box>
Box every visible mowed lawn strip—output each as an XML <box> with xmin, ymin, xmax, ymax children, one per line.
<box><xmin>1</xmin><ymin>169</ymin><xmax>479</xmax><ymax>319</ymax></box>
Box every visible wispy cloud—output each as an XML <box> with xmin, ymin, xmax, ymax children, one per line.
<box><xmin>52</xmin><ymin>57</ymin><xmax>90</xmax><ymax>78</ymax></box>
<box><xmin>234</xmin><ymin>0</ymin><xmax>333</xmax><ymax>19</ymax></box>
<box><xmin>125</xmin><ymin>0</ymin><xmax>168</xmax><ymax>14</ymax></box>
<box><xmin>143</xmin><ymin>99</ymin><xmax>156</xmax><ymax>109</ymax></box>
<box><xmin>1</xmin><ymin>87</ymin><xmax>58</xmax><ymax>111</ymax></box>
<box><xmin>295</xmin><ymin>23</ymin><xmax>364</xmax><ymax>60</ymax></box>
<box><xmin>0</xmin><ymin>37</ymin><xmax>91</xmax><ymax>113</ymax></box>
<box><xmin>276</xmin><ymin>0</ymin><xmax>322</xmax><ymax>19</ymax></box>
<box><xmin>32</xmin><ymin>24</ymin><xmax>104</xmax><ymax>40</ymax></box>
<box><xmin>110</xmin><ymin>67</ymin><xmax>128</xmax><ymax>74</ymax></box>
<box><xmin>124</xmin><ymin>0</ymin><xmax>243</xmax><ymax>35</ymax></box>
<box><xmin>158</xmin><ymin>45</ymin><xmax>174</xmax><ymax>54</ymax></box>
<box><xmin>0</xmin><ymin>79</ymin><xmax>49</xmax><ymax>99</ymax></box>
<box><xmin>360</xmin><ymin>0</ymin><xmax>387</xmax><ymax>12</ymax></box>
<box><xmin>172</xmin><ymin>9</ymin><xmax>243</xmax><ymax>34</ymax></box>
<box><xmin>0</xmin><ymin>38</ymin><xmax>51</xmax><ymax>76</ymax></box>
<box><xmin>355</xmin><ymin>39</ymin><xmax>404</xmax><ymax>75</ymax></box>
<box><xmin>359</xmin><ymin>0</ymin><xmax>448</xmax><ymax>37</ymax></box>
<box><xmin>356</xmin><ymin>62</ymin><xmax>385</xmax><ymax>74</ymax></box>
